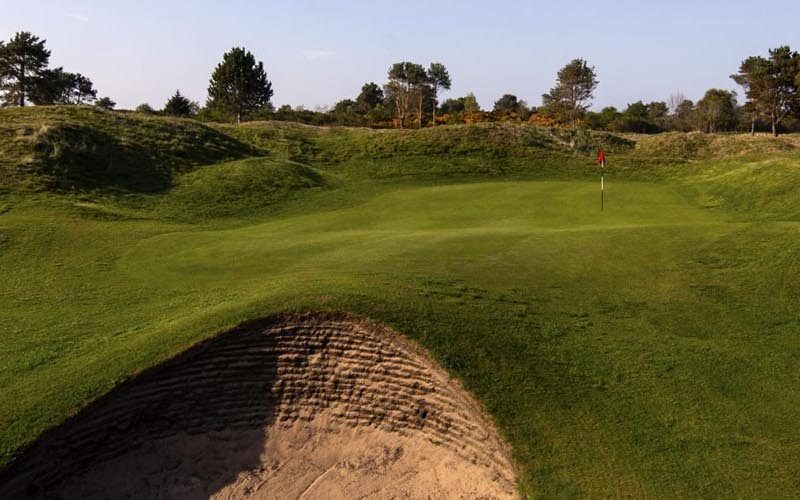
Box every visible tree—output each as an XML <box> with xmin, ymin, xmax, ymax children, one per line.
<box><xmin>440</xmin><ymin>97</ymin><xmax>466</xmax><ymax>114</ymax></box>
<box><xmin>0</xmin><ymin>32</ymin><xmax>96</xmax><ymax>107</ymax></box>
<box><xmin>356</xmin><ymin>82</ymin><xmax>384</xmax><ymax>113</ymax></box>
<box><xmin>95</xmin><ymin>96</ymin><xmax>116</xmax><ymax>110</ymax></box>
<box><xmin>695</xmin><ymin>89</ymin><xmax>737</xmax><ymax>133</ymax></box>
<box><xmin>413</xmin><ymin>78</ymin><xmax>433</xmax><ymax>128</ymax></box>
<box><xmin>355</xmin><ymin>84</ymin><xmax>391</xmax><ymax>125</ymax></box>
<box><xmin>163</xmin><ymin>90</ymin><xmax>198</xmax><ymax>117</ymax></box>
<box><xmin>328</xmin><ymin>99</ymin><xmax>363</xmax><ymax>125</ymax></box>
<box><xmin>0</xmin><ymin>32</ymin><xmax>51</xmax><ymax>107</ymax></box>
<box><xmin>647</xmin><ymin>101</ymin><xmax>669</xmax><ymax>130</ymax></box>
<box><xmin>327</xmin><ymin>99</ymin><xmax>360</xmax><ymax>125</ymax></box>
<box><xmin>675</xmin><ymin>99</ymin><xmax>695</xmax><ymax>118</ymax></box>
<box><xmin>647</xmin><ymin>101</ymin><xmax>668</xmax><ymax>120</ymax></box>
<box><xmin>333</xmin><ymin>99</ymin><xmax>357</xmax><ymax>114</ymax></box>
<box><xmin>493</xmin><ymin>94</ymin><xmax>521</xmax><ymax>113</ymax></box>
<box><xmin>136</xmin><ymin>103</ymin><xmax>156</xmax><ymax>114</ymax></box>
<box><xmin>732</xmin><ymin>56</ymin><xmax>772</xmax><ymax>134</ymax></box>
<box><xmin>32</xmin><ymin>69</ymin><xmax>96</xmax><ymax>105</ymax></box>
<box><xmin>427</xmin><ymin>62</ymin><xmax>451</xmax><ymax>126</ymax></box>
<box><xmin>621</xmin><ymin>101</ymin><xmax>651</xmax><ymax>132</ymax></box>
<box><xmin>738</xmin><ymin>101</ymin><xmax>760</xmax><ymax>134</ymax></box>
<box><xmin>64</xmin><ymin>73</ymin><xmax>96</xmax><ymax>104</ymax></box>
<box><xmin>608</xmin><ymin>101</ymin><xmax>660</xmax><ymax>133</ymax></box>
<box><xmin>207</xmin><ymin>47</ymin><xmax>273</xmax><ymax>124</ymax></box>
<box><xmin>385</xmin><ymin>62</ymin><xmax>427</xmax><ymax>128</ymax></box>
<box><xmin>409</xmin><ymin>65</ymin><xmax>430</xmax><ymax>128</ymax></box>
<box><xmin>29</xmin><ymin>67</ymin><xmax>69</xmax><ymax>104</ymax></box>
<box><xmin>732</xmin><ymin>47</ymin><xmax>800</xmax><ymax>136</ymax></box>
<box><xmin>541</xmin><ymin>58</ymin><xmax>598</xmax><ymax>126</ymax></box>
<box><xmin>463</xmin><ymin>93</ymin><xmax>481</xmax><ymax>113</ymax></box>
<box><xmin>665</xmin><ymin>93</ymin><xmax>694</xmax><ymax>131</ymax></box>
<box><xmin>669</xmin><ymin>99</ymin><xmax>695</xmax><ymax>132</ymax></box>
<box><xmin>586</xmin><ymin>106</ymin><xmax>621</xmax><ymax>130</ymax></box>
<box><xmin>517</xmin><ymin>100</ymin><xmax>534</xmax><ymax>119</ymax></box>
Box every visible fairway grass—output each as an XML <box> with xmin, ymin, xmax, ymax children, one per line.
<box><xmin>3</xmin><ymin>174</ymin><xmax>800</xmax><ymax>498</ymax></box>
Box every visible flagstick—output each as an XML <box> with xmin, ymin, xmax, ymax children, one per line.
<box><xmin>601</xmin><ymin>158</ymin><xmax>605</xmax><ymax>211</ymax></box>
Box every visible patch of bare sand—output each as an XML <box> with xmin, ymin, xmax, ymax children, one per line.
<box><xmin>61</xmin><ymin>409</ymin><xmax>515</xmax><ymax>499</ymax></box>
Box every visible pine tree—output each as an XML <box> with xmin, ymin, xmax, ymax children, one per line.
<box><xmin>31</xmin><ymin>69</ymin><xmax>96</xmax><ymax>105</ymax></box>
<box><xmin>731</xmin><ymin>47</ymin><xmax>800</xmax><ymax>136</ymax></box>
<box><xmin>356</xmin><ymin>82</ymin><xmax>384</xmax><ymax>113</ymax></box>
<box><xmin>0</xmin><ymin>32</ymin><xmax>51</xmax><ymax>107</ymax></box>
<box><xmin>493</xmin><ymin>94</ymin><xmax>521</xmax><ymax>113</ymax></box>
<box><xmin>207</xmin><ymin>47</ymin><xmax>273</xmax><ymax>123</ymax></box>
<box><xmin>67</xmin><ymin>74</ymin><xmax>96</xmax><ymax>104</ymax></box>
<box><xmin>427</xmin><ymin>63</ymin><xmax>451</xmax><ymax>126</ymax></box>
<box><xmin>541</xmin><ymin>59</ymin><xmax>598</xmax><ymax>126</ymax></box>
<box><xmin>95</xmin><ymin>96</ymin><xmax>116</xmax><ymax>110</ymax></box>
<box><xmin>163</xmin><ymin>90</ymin><xmax>198</xmax><ymax>117</ymax></box>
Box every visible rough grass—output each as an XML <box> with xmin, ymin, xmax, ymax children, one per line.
<box><xmin>0</xmin><ymin>106</ymin><xmax>254</xmax><ymax>191</ymax></box>
<box><xmin>631</xmin><ymin>131</ymin><xmax>798</xmax><ymax>161</ymax></box>
<box><xmin>681</xmin><ymin>156</ymin><xmax>800</xmax><ymax>221</ymax></box>
<box><xmin>2</xmin><ymin>107</ymin><xmax>800</xmax><ymax>498</ymax></box>
<box><xmin>222</xmin><ymin>120</ymin><xmax>634</xmax><ymax>164</ymax></box>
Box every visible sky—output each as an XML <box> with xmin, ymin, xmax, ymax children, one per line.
<box><xmin>3</xmin><ymin>0</ymin><xmax>800</xmax><ymax>111</ymax></box>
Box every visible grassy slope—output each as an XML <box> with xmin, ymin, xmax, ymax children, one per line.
<box><xmin>0</xmin><ymin>106</ymin><xmax>254</xmax><ymax>191</ymax></box>
<box><xmin>2</xmin><ymin>108</ymin><xmax>800</xmax><ymax>498</ymax></box>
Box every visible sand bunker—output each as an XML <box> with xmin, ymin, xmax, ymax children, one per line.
<box><xmin>0</xmin><ymin>313</ymin><xmax>517</xmax><ymax>499</ymax></box>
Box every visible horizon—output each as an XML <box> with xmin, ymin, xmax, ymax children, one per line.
<box><xmin>3</xmin><ymin>0</ymin><xmax>800</xmax><ymax>111</ymax></box>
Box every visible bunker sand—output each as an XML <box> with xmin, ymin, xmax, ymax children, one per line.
<box><xmin>1</xmin><ymin>313</ymin><xmax>516</xmax><ymax>499</ymax></box>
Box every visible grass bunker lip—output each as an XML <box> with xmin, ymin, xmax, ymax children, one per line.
<box><xmin>0</xmin><ymin>312</ymin><xmax>517</xmax><ymax>499</ymax></box>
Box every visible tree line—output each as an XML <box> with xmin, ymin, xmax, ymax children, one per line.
<box><xmin>586</xmin><ymin>44</ymin><xmax>800</xmax><ymax>136</ymax></box>
<box><xmin>0</xmin><ymin>32</ymin><xmax>101</xmax><ymax>107</ymax></box>
<box><xmin>2</xmin><ymin>30</ymin><xmax>799</xmax><ymax>135</ymax></box>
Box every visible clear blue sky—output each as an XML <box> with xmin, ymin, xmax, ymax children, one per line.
<box><xmin>3</xmin><ymin>0</ymin><xmax>799</xmax><ymax>110</ymax></box>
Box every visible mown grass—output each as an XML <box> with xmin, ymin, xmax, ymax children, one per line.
<box><xmin>1</xmin><ymin>107</ymin><xmax>800</xmax><ymax>498</ymax></box>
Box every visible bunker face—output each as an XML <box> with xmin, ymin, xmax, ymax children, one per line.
<box><xmin>2</xmin><ymin>314</ymin><xmax>517</xmax><ymax>499</ymax></box>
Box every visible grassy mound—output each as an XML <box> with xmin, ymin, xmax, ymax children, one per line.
<box><xmin>0</xmin><ymin>106</ymin><xmax>254</xmax><ymax>191</ymax></box>
<box><xmin>633</xmin><ymin>132</ymin><xmax>798</xmax><ymax>160</ymax></box>
<box><xmin>684</xmin><ymin>156</ymin><xmax>800</xmax><ymax>220</ymax></box>
<box><xmin>2</xmin><ymin>109</ymin><xmax>633</xmax><ymax>197</ymax></box>
<box><xmin>156</xmin><ymin>158</ymin><xmax>327</xmax><ymax>220</ymax></box>
<box><xmin>219</xmin><ymin>121</ymin><xmax>635</xmax><ymax>183</ymax></box>
<box><xmin>225</xmin><ymin>120</ymin><xmax>634</xmax><ymax>162</ymax></box>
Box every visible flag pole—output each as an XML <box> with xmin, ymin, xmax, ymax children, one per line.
<box><xmin>601</xmin><ymin>157</ymin><xmax>605</xmax><ymax>211</ymax></box>
<box><xmin>598</xmin><ymin>148</ymin><xmax>605</xmax><ymax>212</ymax></box>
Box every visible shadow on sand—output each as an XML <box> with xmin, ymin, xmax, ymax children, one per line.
<box><xmin>0</xmin><ymin>322</ymin><xmax>280</xmax><ymax>499</ymax></box>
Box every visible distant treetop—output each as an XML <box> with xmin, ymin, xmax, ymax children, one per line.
<box><xmin>207</xmin><ymin>47</ymin><xmax>273</xmax><ymax>124</ymax></box>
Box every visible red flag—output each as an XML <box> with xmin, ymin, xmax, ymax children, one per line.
<box><xmin>597</xmin><ymin>148</ymin><xmax>605</xmax><ymax>164</ymax></box>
